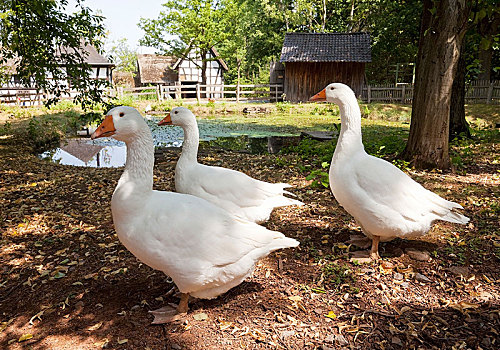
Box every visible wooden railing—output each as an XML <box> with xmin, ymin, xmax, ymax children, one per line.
<box><xmin>158</xmin><ymin>83</ymin><xmax>283</xmax><ymax>102</ymax></box>
<box><xmin>2</xmin><ymin>81</ymin><xmax>498</xmax><ymax>105</ymax></box>
<box><xmin>0</xmin><ymin>88</ymin><xmax>45</xmax><ymax>106</ymax></box>
<box><xmin>464</xmin><ymin>80</ymin><xmax>500</xmax><ymax>104</ymax></box>
<box><xmin>114</xmin><ymin>83</ymin><xmax>284</xmax><ymax>103</ymax></box>
<box><xmin>360</xmin><ymin>80</ymin><xmax>500</xmax><ymax>104</ymax></box>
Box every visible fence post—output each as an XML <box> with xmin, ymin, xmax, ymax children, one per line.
<box><xmin>401</xmin><ymin>84</ymin><xmax>406</xmax><ymax>103</ymax></box>
<box><xmin>236</xmin><ymin>81</ymin><xmax>240</xmax><ymax>103</ymax></box>
<box><xmin>157</xmin><ymin>85</ymin><xmax>162</xmax><ymax>101</ymax></box>
<box><xmin>367</xmin><ymin>85</ymin><xmax>371</xmax><ymax>104</ymax></box>
<box><xmin>196</xmin><ymin>84</ymin><xmax>201</xmax><ymax>102</ymax></box>
<box><xmin>486</xmin><ymin>82</ymin><xmax>494</xmax><ymax>104</ymax></box>
<box><xmin>275</xmin><ymin>85</ymin><xmax>278</xmax><ymax>102</ymax></box>
<box><xmin>175</xmin><ymin>82</ymin><xmax>181</xmax><ymax>99</ymax></box>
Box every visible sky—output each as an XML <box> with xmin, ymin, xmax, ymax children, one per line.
<box><xmin>67</xmin><ymin>0</ymin><xmax>165</xmax><ymax>54</ymax></box>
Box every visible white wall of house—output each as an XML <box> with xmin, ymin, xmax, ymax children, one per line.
<box><xmin>177</xmin><ymin>51</ymin><xmax>224</xmax><ymax>85</ymax></box>
<box><xmin>175</xmin><ymin>50</ymin><xmax>225</xmax><ymax>98</ymax></box>
<box><xmin>91</xmin><ymin>67</ymin><xmax>112</xmax><ymax>81</ymax></box>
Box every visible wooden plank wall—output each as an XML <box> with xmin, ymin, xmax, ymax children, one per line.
<box><xmin>283</xmin><ymin>62</ymin><xmax>366</xmax><ymax>102</ymax></box>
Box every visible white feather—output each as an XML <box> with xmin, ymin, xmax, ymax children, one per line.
<box><xmin>97</xmin><ymin>106</ymin><xmax>299</xmax><ymax>299</ymax></box>
<box><xmin>322</xmin><ymin>83</ymin><xmax>469</xmax><ymax>242</ymax></box>
<box><xmin>165</xmin><ymin>107</ymin><xmax>303</xmax><ymax>223</ymax></box>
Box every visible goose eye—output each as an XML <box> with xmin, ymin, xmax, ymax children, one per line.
<box><xmin>174</xmin><ymin>111</ymin><xmax>178</xmax><ymax>114</ymax></box>
<box><xmin>119</xmin><ymin>112</ymin><xmax>125</xmax><ymax>117</ymax></box>
<box><xmin>330</xmin><ymin>87</ymin><xmax>335</xmax><ymax>90</ymax></box>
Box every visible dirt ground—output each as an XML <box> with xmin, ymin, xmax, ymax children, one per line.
<box><xmin>0</xmin><ymin>127</ymin><xmax>499</xmax><ymax>349</ymax></box>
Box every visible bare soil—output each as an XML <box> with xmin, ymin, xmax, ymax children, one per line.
<box><xmin>1</xmin><ymin>129</ymin><xmax>499</xmax><ymax>349</ymax></box>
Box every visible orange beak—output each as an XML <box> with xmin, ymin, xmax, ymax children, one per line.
<box><xmin>309</xmin><ymin>88</ymin><xmax>327</xmax><ymax>102</ymax></box>
<box><xmin>158</xmin><ymin>113</ymin><xmax>172</xmax><ymax>126</ymax></box>
<box><xmin>91</xmin><ymin>115</ymin><xmax>116</xmax><ymax>139</ymax></box>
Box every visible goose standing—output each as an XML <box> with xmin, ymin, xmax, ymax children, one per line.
<box><xmin>158</xmin><ymin>107</ymin><xmax>303</xmax><ymax>223</ymax></box>
<box><xmin>91</xmin><ymin>106</ymin><xmax>299</xmax><ymax>322</ymax></box>
<box><xmin>310</xmin><ymin>83</ymin><xmax>469</xmax><ymax>259</ymax></box>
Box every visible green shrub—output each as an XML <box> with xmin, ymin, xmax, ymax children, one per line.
<box><xmin>49</xmin><ymin>100</ymin><xmax>77</xmax><ymax>112</ymax></box>
<box><xmin>152</xmin><ymin>99</ymin><xmax>184</xmax><ymax>111</ymax></box>
<box><xmin>27</xmin><ymin>118</ymin><xmax>61</xmax><ymax>153</ymax></box>
<box><xmin>276</xmin><ymin>101</ymin><xmax>291</xmax><ymax>113</ymax></box>
<box><xmin>0</xmin><ymin>121</ymin><xmax>12</xmax><ymax>135</ymax></box>
<box><xmin>113</xmin><ymin>95</ymin><xmax>136</xmax><ymax>107</ymax></box>
<box><xmin>305</xmin><ymin>161</ymin><xmax>330</xmax><ymax>188</ymax></box>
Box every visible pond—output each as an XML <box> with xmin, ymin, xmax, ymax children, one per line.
<box><xmin>39</xmin><ymin>117</ymin><xmax>301</xmax><ymax>168</ymax></box>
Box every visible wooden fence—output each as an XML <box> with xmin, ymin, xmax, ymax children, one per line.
<box><xmin>0</xmin><ymin>88</ymin><xmax>45</xmax><ymax>106</ymax></box>
<box><xmin>1</xmin><ymin>81</ymin><xmax>498</xmax><ymax>105</ymax></box>
<box><xmin>116</xmin><ymin>83</ymin><xmax>284</xmax><ymax>103</ymax></box>
<box><xmin>360</xmin><ymin>80</ymin><xmax>500</xmax><ymax>104</ymax></box>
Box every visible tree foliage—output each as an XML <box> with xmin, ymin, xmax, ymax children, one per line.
<box><xmin>108</xmin><ymin>38</ymin><xmax>137</xmax><ymax>73</ymax></box>
<box><xmin>137</xmin><ymin>1</ymin><xmax>423</xmax><ymax>84</ymax></box>
<box><xmin>0</xmin><ymin>0</ymin><xmax>108</xmax><ymax>108</ymax></box>
<box><xmin>139</xmin><ymin>0</ymin><xmax>234</xmax><ymax>85</ymax></box>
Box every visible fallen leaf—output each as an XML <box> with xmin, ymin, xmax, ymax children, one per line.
<box><xmin>29</xmin><ymin>311</ymin><xmax>44</xmax><ymax>325</ymax></box>
<box><xmin>53</xmin><ymin>271</ymin><xmax>66</xmax><ymax>279</ymax></box>
<box><xmin>400</xmin><ymin>306</ymin><xmax>411</xmax><ymax>314</ymax></box>
<box><xmin>219</xmin><ymin>320</ymin><xmax>233</xmax><ymax>331</ymax></box>
<box><xmin>0</xmin><ymin>319</ymin><xmax>13</xmax><ymax>332</ymax></box>
<box><xmin>18</xmin><ymin>333</ymin><xmax>33</xmax><ymax>342</ymax></box>
<box><xmin>117</xmin><ymin>338</ymin><xmax>128</xmax><ymax>344</ymax></box>
<box><xmin>87</xmin><ymin>322</ymin><xmax>103</xmax><ymax>331</ymax></box>
<box><xmin>325</xmin><ymin>311</ymin><xmax>337</xmax><ymax>319</ymax></box>
<box><xmin>193</xmin><ymin>312</ymin><xmax>208</xmax><ymax>321</ymax></box>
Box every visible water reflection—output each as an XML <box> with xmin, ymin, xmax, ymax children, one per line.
<box><xmin>200</xmin><ymin>135</ymin><xmax>300</xmax><ymax>154</ymax></box>
<box><xmin>40</xmin><ymin>118</ymin><xmax>302</xmax><ymax>168</ymax></box>
<box><xmin>40</xmin><ymin>139</ymin><xmax>127</xmax><ymax>168</ymax></box>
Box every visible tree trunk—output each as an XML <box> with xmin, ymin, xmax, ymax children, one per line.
<box><xmin>477</xmin><ymin>46</ymin><xmax>493</xmax><ymax>81</ymax></box>
<box><xmin>477</xmin><ymin>11</ymin><xmax>500</xmax><ymax>81</ymax></box>
<box><xmin>200</xmin><ymin>49</ymin><xmax>208</xmax><ymax>99</ymax></box>
<box><xmin>449</xmin><ymin>43</ymin><xmax>471</xmax><ymax>141</ymax></box>
<box><xmin>403</xmin><ymin>0</ymin><xmax>471</xmax><ymax>169</ymax></box>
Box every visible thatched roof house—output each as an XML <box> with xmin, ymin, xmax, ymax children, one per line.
<box><xmin>135</xmin><ymin>48</ymin><xmax>228</xmax><ymax>88</ymax></box>
<box><xmin>136</xmin><ymin>54</ymin><xmax>177</xmax><ymax>85</ymax></box>
<box><xmin>280</xmin><ymin>32</ymin><xmax>371</xmax><ymax>101</ymax></box>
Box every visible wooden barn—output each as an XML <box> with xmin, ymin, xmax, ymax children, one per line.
<box><xmin>279</xmin><ymin>32</ymin><xmax>371</xmax><ymax>102</ymax></box>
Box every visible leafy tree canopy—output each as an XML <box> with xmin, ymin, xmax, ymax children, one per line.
<box><xmin>139</xmin><ymin>0</ymin><xmax>234</xmax><ymax>83</ymax></box>
<box><xmin>0</xmin><ymin>0</ymin><xmax>108</xmax><ymax>108</ymax></box>
<box><xmin>108</xmin><ymin>38</ymin><xmax>137</xmax><ymax>73</ymax></box>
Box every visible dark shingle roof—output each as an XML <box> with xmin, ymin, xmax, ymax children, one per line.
<box><xmin>280</xmin><ymin>32</ymin><xmax>371</xmax><ymax>63</ymax></box>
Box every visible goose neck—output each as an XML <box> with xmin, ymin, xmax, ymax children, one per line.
<box><xmin>119</xmin><ymin>128</ymin><xmax>155</xmax><ymax>191</ymax></box>
<box><xmin>180</xmin><ymin>123</ymin><xmax>199</xmax><ymax>163</ymax></box>
<box><xmin>338</xmin><ymin>98</ymin><xmax>362</xmax><ymax>134</ymax></box>
<box><xmin>335</xmin><ymin>98</ymin><xmax>364</xmax><ymax>155</ymax></box>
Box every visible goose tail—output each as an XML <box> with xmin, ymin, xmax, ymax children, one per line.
<box><xmin>440</xmin><ymin>210</ymin><xmax>469</xmax><ymax>225</ymax></box>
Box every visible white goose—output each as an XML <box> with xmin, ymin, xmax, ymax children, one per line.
<box><xmin>158</xmin><ymin>107</ymin><xmax>303</xmax><ymax>223</ymax></box>
<box><xmin>91</xmin><ymin>106</ymin><xmax>299</xmax><ymax>322</ymax></box>
<box><xmin>310</xmin><ymin>83</ymin><xmax>469</xmax><ymax>259</ymax></box>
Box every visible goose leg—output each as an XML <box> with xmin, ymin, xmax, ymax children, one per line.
<box><xmin>177</xmin><ymin>293</ymin><xmax>189</xmax><ymax>313</ymax></box>
<box><xmin>370</xmin><ymin>236</ymin><xmax>381</xmax><ymax>260</ymax></box>
<box><xmin>149</xmin><ymin>293</ymin><xmax>190</xmax><ymax>324</ymax></box>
